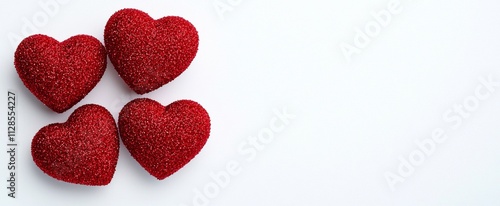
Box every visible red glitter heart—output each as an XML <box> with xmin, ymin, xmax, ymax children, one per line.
<box><xmin>104</xmin><ymin>8</ymin><xmax>199</xmax><ymax>94</ymax></box>
<box><xmin>31</xmin><ymin>104</ymin><xmax>119</xmax><ymax>186</ymax></box>
<box><xmin>118</xmin><ymin>98</ymin><xmax>210</xmax><ymax>180</ymax></box>
<box><xmin>15</xmin><ymin>34</ymin><xmax>107</xmax><ymax>113</ymax></box>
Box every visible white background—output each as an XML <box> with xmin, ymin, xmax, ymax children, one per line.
<box><xmin>1</xmin><ymin>0</ymin><xmax>500</xmax><ymax>205</ymax></box>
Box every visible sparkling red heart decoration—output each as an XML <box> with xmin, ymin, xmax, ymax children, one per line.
<box><xmin>15</xmin><ymin>34</ymin><xmax>107</xmax><ymax>113</ymax></box>
<box><xmin>104</xmin><ymin>8</ymin><xmax>199</xmax><ymax>94</ymax></box>
<box><xmin>31</xmin><ymin>104</ymin><xmax>119</xmax><ymax>186</ymax></box>
<box><xmin>118</xmin><ymin>98</ymin><xmax>211</xmax><ymax>180</ymax></box>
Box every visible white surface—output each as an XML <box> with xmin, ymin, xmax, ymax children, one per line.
<box><xmin>2</xmin><ymin>0</ymin><xmax>500</xmax><ymax>205</ymax></box>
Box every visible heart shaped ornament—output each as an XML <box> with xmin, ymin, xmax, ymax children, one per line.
<box><xmin>31</xmin><ymin>104</ymin><xmax>119</xmax><ymax>186</ymax></box>
<box><xmin>118</xmin><ymin>98</ymin><xmax>210</xmax><ymax>180</ymax></box>
<box><xmin>104</xmin><ymin>8</ymin><xmax>199</xmax><ymax>94</ymax></box>
<box><xmin>15</xmin><ymin>34</ymin><xmax>107</xmax><ymax>113</ymax></box>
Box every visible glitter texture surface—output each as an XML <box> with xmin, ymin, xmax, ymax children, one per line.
<box><xmin>31</xmin><ymin>104</ymin><xmax>119</xmax><ymax>186</ymax></box>
<box><xmin>104</xmin><ymin>8</ymin><xmax>199</xmax><ymax>94</ymax></box>
<box><xmin>118</xmin><ymin>98</ymin><xmax>210</xmax><ymax>180</ymax></box>
<box><xmin>14</xmin><ymin>34</ymin><xmax>107</xmax><ymax>113</ymax></box>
